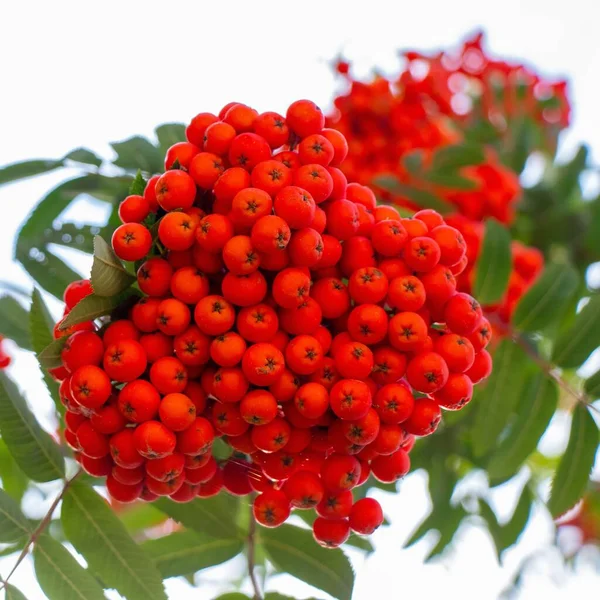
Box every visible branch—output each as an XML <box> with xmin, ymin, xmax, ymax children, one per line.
<box><xmin>491</xmin><ymin>315</ymin><xmax>600</xmax><ymax>416</ymax></box>
<box><xmin>247</xmin><ymin>499</ymin><xmax>263</xmax><ymax>600</ymax></box>
<box><xmin>0</xmin><ymin>470</ymin><xmax>81</xmax><ymax>591</ymax></box>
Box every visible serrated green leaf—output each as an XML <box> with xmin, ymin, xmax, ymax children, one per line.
<box><xmin>111</xmin><ymin>136</ymin><xmax>163</xmax><ymax>174</ymax></box>
<box><xmin>90</xmin><ymin>235</ymin><xmax>135</xmax><ymax>297</ymax></box>
<box><xmin>499</xmin><ymin>487</ymin><xmax>532</xmax><ymax>551</ymax></box>
<box><xmin>0</xmin><ymin>296</ymin><xmax>32</xmax><ymax>351</ymax></box>
<box><xmin>142</xmin><ymin>530</ymin><xmax>243</xmax><ymax>578</ymax></box>
<box><xmin>129</xmin><ymin>170</ymin><xmax>147</xmax><ymax>196</ymax></box>
<box><xmin>512</xmin><ymin>263</ymin><xmax>579</xmax><ymax>333</ymax></box>
<box><xmin>30</xmin><ymin>289</ymin><xmax>62</xmax><ymax>412</ymax></box>
<box><xmin>487</xmin><ymin>375</ymin><xmax>558</xmax><ymax>484</ymax></box>
<box><xmin>0</xmin><ymin>371</ymin><xmax>65</xmax><ymax>481</ymax></box>
<box><xmin>552</xmin><ymin>295</ymin><xmax>600</xmax><ymax>368</ymax></box>
<box><xmin>37</xmin><ymin>336</ymin><xmax>68</xmax><ymax>370</ymax></box>
<box><xmin>0</xmin><ymin>159</ymin><xmax>63</xmax><ymax>186</ymax></box>
<box><xmin>431</xmin><ymin>143</ymin><xmax>486</xmax><ymax>171</ymax></box>
<box><xmin>155</xmin><ymin>124</ymin><xmax>186</xmax><ymax>155</ymax></box>
<box><xmin>59</xmin><ymin>294</ymin><xmax>122</xmax><ymax>330</ymax></box>
<box><xmin>472</xmin><ymin>339</ymin><xmax>535</xmax><ymax>457</ymax></box>
<box><xmin>473</xmin><ymin>219</ymin><xmax>512</xmax><ymax>305</ymax></box>
<box><xmin>155</xmin><ymin>495</ymin><xmax>242</xmax><ymax>539</ymax></box>
<box><xmin>4</xmin><ymin>584</ymin><xmax>29</xmax><ymax>600</ymax></box>
<box><xmin>373</xmin><ymin>176</ymin><xmax>453</xmax><ymax>214</ymax></box>
<box><xmin>547</xmin><ymin>404</ymin><xmax>599</xmax><ymax>517</ymax></box>
<box><xmin>62</xmin><ymin>482</ymin><xmax>167</xmax><ymax>600</ymax></box>
<box><xmin>261</xmin><ymin>524</ymin><xmax>354</xmax><ymax>600</ymax></box>
<box><xmin>33</xmin><ymin>534</ymin><xmax>106</xmax><ymax>600</ymax></box>
<box><xmin>584</xmin><ymin>369</ymin><xmax>600</xmax><ymax>398</ymax></box>
<box><xmin>64</xmin><ymin>148</ymin><xmax>103</xmax><ymax>168</ymax></box>
<box><xmin>0</xmin><ymin>488</ymin><xmax>31</xmax><ymax>542</ymax></box>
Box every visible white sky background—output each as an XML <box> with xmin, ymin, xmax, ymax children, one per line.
<box><xmin>0</xmin><ymin>1</ymin><xmax>599</xmax><ymax>599</ymax></box>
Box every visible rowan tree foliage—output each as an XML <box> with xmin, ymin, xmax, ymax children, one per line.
<box><xmin>0</xmin><ymin>32</ymin><xmax>598</xmax><ymax>600</ymax></box>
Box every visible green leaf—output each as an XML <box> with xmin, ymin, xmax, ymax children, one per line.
<box><xmin>547</xmin><ymin>404</ymin><xmax>599</xmax><ymax>517</ymax></box>
<box><xmin>119</xmin><ymin>502</ymin><xmax>167</xmax><ymax>533</ymax></box>
<box><xmin>487</xmin><ymin>375</ymin><xmax>558</xmax><ymax>485</ymax></box>
<box><xmin>265</xmin><ymin>595</ymin><xmax>319</xmax><ymax>600</ymax></box>
<box><xmin>0</xmin><ymin>439</ymin><xmax>29</xmax><ymax>502</ymax></box>
<box><xmin>552</xmin><ymin>295</ymin><xmax>600</xmax><ymax>368</ymax></box>
<box><xmin>498</xmin><ymin>487</ymin><xmax>533</xmax><ymax>551</ymax></box>
<box><xmin>424</xmin><ymin>171</ymin><xmax>478</xmax><ymax>190</ymax></box>
<box><xmin>425</xmin><ymin>506</ymin><xmax>465</xmax><ymax>561</ymax></box>
<box><xmin>155</xmin><ymin>123</ymin><xmax>186</xmax><ymax>154</ymax></box>
<box><xmin>471</xmin><ymin>339</ymin><xmax>535</xmax><ymax>457</ymax></box>
<box><xmin>111</xmin><ymin>136</ymin><xmax>163</xmax><ymax>174</ymax></box>
<box><xmin>30</xmin><ymin>289</ymin><xmax>62</xmax><ymax>411</ymax></box>
<box><xmin>213</xmin><ymin>595</ymin><xmax>251</xmax><ymax>600</ymax></box>
<box><xmin>404</xmin><ymin>509</ymin><xmax>439</xmax><ymax>547</ymax></box>
<box><xmin>0</xmin><ymin>159</ymin><xmax>63</xmax><ymax>186</ymax></box>
<box><xmin>129</xmin><ymin>170</ymin><xmax>147</xmax><ymax>196</ymax></box>
<box><xmin>584</xmin><ymin>368</ymin><xmax>600</xmax><ymax>398</ymax></box>
<box><xmin>155</xmin><ymin>495</ymin><xmax>242</xmax><ymax>539</ymax></box>
<box><xmin>473</xmin><ymin>219</ymin><xmax>512</xmax><ymax>305</ymax></box>
<box><xmin>0</xmin><ymin>296</ymin><xmax>32</xmax><ymax>351</ymax></box>
<box><xmin>62</xmin><ymin>481</ymin><xmax>167</xmax><ymax>600</ymax></box>
<box><xmin>33</xmin><ymin>534</ymin><xmax>106</xmax><ymax>600</ymax></box>
<box><xmin>30</xmin><ymin>289</ymin><xmax>56</xmax><ymax>352</ymax></box>
<box><xmin>15</xmin><ymin>247</ymin><xmax>82</xmax><ymax>300</ymax></box>
<box><xmin>512</xmin><ymin>263</ymin><xmax>579</xmax><ymax>332</ymax></box>
<box><xmin>59</xmin><ymin>294</ymin><xmax>122</xmax><ymax>330</ymax></box>
<box><xmin>554</xmin><ymin>145</ymin><xmax>587</xmax><ymax>201</ymax></box>
<box><xmin>90</xmin><ymin>235</ymin><xmax>135</xmax><ymax>297</ymax></box>
<box><xmin>431</xmin><ymin>143</ymin><xmax>485</xmax><ymax>170</ymax></box>
<box><xmin>4</xmin><ymin>584</ymin><xmax>30</xmax><ymax>600</ymax></box>
<box><xmin>372</xmin><ymin>176</ymin><xmax>453</xmax><ymax>214</ymax></box>
<box><xmin>38</xmin><ymin>336</ymin><xmax>68</xmax><ymax>370</ymax></box>
<box><xmin>402</xmin><ymin>150</ymin><xmax>424</xmax><ymax>175</ymax></box>
<box><xmin>42</xmin><ymin>223</ymin><xmax>96</xmax><ymax>254</ymax></box>
<box><xmin>0</xmin><ymin>488</ymin><xmax>31</xmax><ymax>542</ymax></box>
<box><xmin>64</xmin><ymin>148</ymin><xmax>103</xmax><ymax>168</ymax></box>
<box><xmin>261</xmin><ymin>524</ymin><xmax>354</xmax><ymax>600</ymax></box>
<box><xmin>142</xmin><ymin>530</ymin><xmax>243</xmax><ymax>578</ymax></box>
<box><xmin>0</xmin><ymin>371</ymin><xmax>65</xmax><ymax>481</ymax></box>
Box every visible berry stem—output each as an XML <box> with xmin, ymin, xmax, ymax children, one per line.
<box><xmin>0</xmin><ymin>470</ymin><xmax>82</xmax><ymax>591</ymax></box>
<box><xmin>247</xmin><ymin>498</ymin><xmax>263</xmax><ymax>600</ymax></box>
<box><xmin>491</xmin><ymin>315</ymin><xmax>600</xmax><ymax>416</ymax></box>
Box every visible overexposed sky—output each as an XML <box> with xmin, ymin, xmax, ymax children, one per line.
<box><xmin>0</xmin><ymin>1</ymin><xmax>599</xmax><ymax>599</ymax></box>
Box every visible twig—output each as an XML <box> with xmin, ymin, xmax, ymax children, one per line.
<box><xmin>490</xmin><ymin>314</ymin><xmax>600</xmax><ymax>416</ymax></box>
<box><xmin>0</xmin><ymin>470</ymin><xmax>81</xmax><ymax>591</ymax></box>
<box><xmin>247</xmin><ymin>500</ymin><xmax>263</xmax><ymax>600</ymax></box>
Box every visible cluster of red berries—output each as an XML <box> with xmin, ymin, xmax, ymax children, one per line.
<box><xmin>50</xmin><ymin>99</ymin><xmax>492</xmax><ymax>549</ymax></box>
<box><xmin>328</xmin><ymin>34</ymin><xmax>555</xmax><ymax>324</ymax></box>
